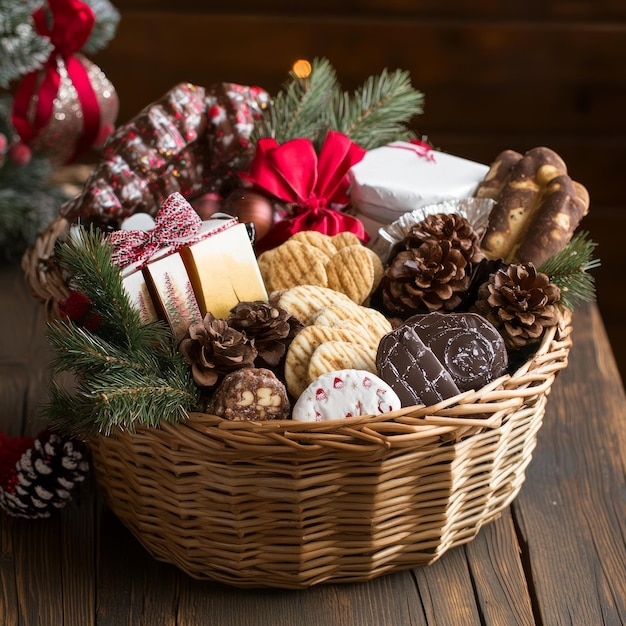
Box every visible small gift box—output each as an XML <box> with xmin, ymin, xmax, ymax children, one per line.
<box><xmin>348</xmin><ymin>141</ymin><xmax>489</xmax><ymax>238</ymax></box>
<box><xmin>120</xmin><ymin>264</ymin><xmax>160</xmax><ymax>325</ymax></box>
<box><xmin>180</xmin><ymin>222</ymin><xmax>268</xmax><ymax>319</ymax></box>
<box><xmin>111</xmin><ymin>193</ymin><xmax>267</xmax><ymax>341</ymax></box>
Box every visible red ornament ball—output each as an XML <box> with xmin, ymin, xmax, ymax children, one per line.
<box><xmin>223</xmin><ymin>189</ymin><xmax>275</xmax><ymax>240</ymax></box>
<box><xmin>8</xmin><ymin>142</ymin><xmax>32</xmax><ymax>166</ymax></box>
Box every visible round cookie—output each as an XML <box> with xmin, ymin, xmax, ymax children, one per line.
<box><xmin>376</xmin><ymin>325</ymin><xmax>461</xmax><ymax>408</ymax></box>
<box><xmin>285</xmin><ymin>325</ymin><xmax>358</xmax><ymax>398</ymax></box>
<box><xmin>277</xmin><ymin>285</ymin><xmax>355</xmax><ymax>325</ymax></box>
<box><xmin>292</xmin><ymin>369</ymin><xmax>401</xmax><ymax>422</ymax></box>
<box><xmin>307</xmin><ymin>340</ymin><xmax>377</xmax><ymax>384</ymax></box>
<box><xmin>325</xmin><ymin>245</ymin><xmax>376</xmax><ymax>304</ymax></box>
<box><xmin>405</xmin><ymin>311</ymin><xmax>508</xmax><ymax>392</ymax></box>
<box><xmin>268</xmin><ymin>240</ymin><xmax>329</xmax><ymax>290</ymax></box>
<box><xmin>290</xmin><ymin>230</ymin><xmax>338</xmax><ymax>258</ymax></box>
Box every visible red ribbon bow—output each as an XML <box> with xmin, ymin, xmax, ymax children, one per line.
<box><xmin>109</xmin><ymin>193</ymin><xmax>203</xmax><ymax>269</ymax></box>
<box><xmin>11</xmin><ymin>0</ymin><xmax>101</xmax><ymax>163</ymax></box>
<box><xmin>240</xmin><ymin>130</ymin><xmax>369</xmax><ymax>252</ymax></box>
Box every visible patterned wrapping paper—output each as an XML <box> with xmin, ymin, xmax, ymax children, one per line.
<box><xmin>60</xmin><ymin>82</ymin><xmax>270</xmax><ymax>228</ymax></box>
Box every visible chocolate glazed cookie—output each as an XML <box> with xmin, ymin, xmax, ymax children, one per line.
<box><xmin>405</xmin><ymin>312</ymin><xmax>508</xmax><ymax>392</ymax></box>
<box><xmin>376</xmin><ymin>325</ymin><xmax>461</xmax><ymax>408</ymax></box>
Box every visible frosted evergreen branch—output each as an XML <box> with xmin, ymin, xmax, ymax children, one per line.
<box><xmin>0</xmin><ymin>0</ymin><xmax>51</xmax><ymax>87</ymax></box>
<box><xmin>82</xmin><ymin>0</ymin><xmax>121</xmax><ymax>55</ymax></box>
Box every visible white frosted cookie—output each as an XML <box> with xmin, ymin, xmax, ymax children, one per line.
<box><xmin>292</xmin><ymin>369</ymin><xmax>401</xmax><ymax>422</ymax></box>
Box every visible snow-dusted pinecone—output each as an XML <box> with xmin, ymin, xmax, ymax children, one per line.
<box><xmin>0</xmin><ymin>430</ymin><xmax>89</xmax><ymax>519</ymax></box>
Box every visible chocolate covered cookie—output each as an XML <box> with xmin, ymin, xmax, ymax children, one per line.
<box><xmin>405</xmin><ymin>311</ymin><xmax>507</xmax><ymax>392</ymax></box>
<box><xmin>206</xmin><ymin>368</ymin><xmax>290</xmax><ymax>421</ymax></box>
<box><xmin>376</xmin><ymin>326</ymin><xmax>461</xmax><ymax>408</ymax></box>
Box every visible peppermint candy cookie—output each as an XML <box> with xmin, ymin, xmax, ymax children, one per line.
<box><xmin>292</xmin><ymin>369</ymin><xmax>401</xmax><ymax>422</ymax></box>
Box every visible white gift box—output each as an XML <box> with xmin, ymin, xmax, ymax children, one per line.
<box><xmin>348</xmin><ymin>142</ymin><xmax>489</xmax><ymax>238</ymax></box>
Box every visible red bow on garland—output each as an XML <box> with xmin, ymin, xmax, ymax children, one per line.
<box><xmin>11</xmin><ymin>0</ymin><xmax>101</xmax><ymax>163</ymax></box>
<box><xmin>240</xmin><ymin>130</ymin><xmax>369</xmax><ymax>252</ymax></box>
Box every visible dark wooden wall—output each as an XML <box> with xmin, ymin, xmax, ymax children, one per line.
<box><xmin>92</xmin><ymin>1</ymin><xmax>626</xmax><ymax>381</ymax></box>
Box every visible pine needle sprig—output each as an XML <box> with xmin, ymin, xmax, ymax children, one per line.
<box><xmin>328</xmin><ymin>68</ymin><xmax>424</xmax><ymax>150</ymax></box>
<box><xmin>55</xmin><ymin>227</ymin><xmax>168</xmax><ymax>352</ymax></box>
<box><xmin>47</xmin><ymin>366</ymin><xmax>196</xmax><ymax>437</ymax></box>
<box><xmin>252</xmin><ymin>57</ymin><xmax>339</xmax><ymax>146</ymax></box>
<box><xmin>47</xmin><ymin>321</ymin><xmax>158</xmax><ymax>377</ymax></box>
<box><xmin>539</xmin><ymin>231</ymin><xmax>600</xmax><ymax>311</ymax></box>
<box><xmin>46</xmin><ymin>226</ymin><xmax>200</xmax><ymax>437</ymax></box>
<box><xmin>252</xmin><ymin>58</ymin><xmax>424</xmax><ymax>151</ymax></box>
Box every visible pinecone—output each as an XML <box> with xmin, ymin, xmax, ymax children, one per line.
<box><xmin>405</xmin><ymin>212</ymin><xmax>485</xmax><ymax>265</ymax></box>
<box><xmin>0</xmin><ymin>430</ymin><xmax>89</xmax><ymax>520</ymax></box>
<box><xmin>227</xmin><ymin>301</ymin><xmax>303</xmax><ymax>368</ymax></box>
<box><xmin>381</xmin><ymin>239</ymin><xmax>471</xmax><ymax>315</ymax></box>
<box><xmin>179</xmin><ymin>313</ymin><xmax>258</xmax><ymax>387</ymax></box>
<box><xmin>474</xmin><ymin>263</ymin><xmax>561</xmax><ymax>350</ymax></box>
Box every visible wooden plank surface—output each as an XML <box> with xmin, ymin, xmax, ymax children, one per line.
<box><xmin>1</xmin><ymin>260</ymin><xmax>625</xmax><ymax>624</ymax></box>
<box><xmin>513</xmin><ymin>303</ymin><xmax>626</xmax><ymax>625</ymax></box>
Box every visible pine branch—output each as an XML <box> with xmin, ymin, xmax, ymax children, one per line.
<box><xmin>46</xmin><ymin>327</ymin><xmax>199</xmax><ymax>437</ymax></box>
<box><xmin>47</xmin><ymin>368</ymin><xmax>196</xmax><ymax>437</ymax></box>
<box><xmin>47</xmin><ymin>321</ymin><xmax>156</xmax><ymax>376</ymax></box>
<box><xmin>252</xmin><ymin>57</ymin><xmax>339</xmax><ymax>145</ymax></box>
<box><xmin>55</xmin><ymin>227</ymin><xmax>167</xmax><ymax>352</ymax></box>
<box><xmin>251</xmin><ymin>59</ymin><xmax>424</xmax><ymax>151</ymax></box>
<box><xmin>539</xmin><ymin>231</ymin><xmax>600</xmax><ymax>310</ymax></box>
<box><xmin>47</xmin><ymin>225</ymin><xmax>201</xmax><ymax>436</ymax></box>
<box><xmin>328</xmin><ymin>68</ymin><xmax>424</xmax><ymax>150</ymax></box>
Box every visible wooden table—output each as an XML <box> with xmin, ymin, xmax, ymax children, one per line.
<box><xmin>1</xmin><ymin>262</ymin><xmax>625</xmax><ymax>626</ymax></box>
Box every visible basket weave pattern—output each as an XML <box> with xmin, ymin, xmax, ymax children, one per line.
<box><xmin>89</xmin><ymin>314</ymin><xmax>572</xmax><ymax>589</ymax></box>
<box><xmin>21</xmin><ymin>216</ymin><xmax>71</xmax><ymax>319</ymax></box>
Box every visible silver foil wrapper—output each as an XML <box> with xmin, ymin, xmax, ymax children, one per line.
<box><xmin>369</xmin><ymin>197</ymin><xmax>495</xmax><ymax>264</ymax></box>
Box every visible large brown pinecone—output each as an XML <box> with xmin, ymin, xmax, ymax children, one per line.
<box><xmin>179</xmin><ymin>313</ymin><xmax>257</xmax><ymax>387</ymax></box>
<box><xmin>474</xmin><ymin>263</ymin><xmax>561</xmax><ymax>350</ymax></box>
<box><xmin>227</xmin><ymin>301</ymin><xmax>303</xmax><ymax>368</ymax></box>
<box><xmin>405</xmin><ymin>213</ymin><xmax>485</xmax><ymax>265</ymax></box>
<box><xmin>381</xmin><ymin>239</ymin><xmax>471</xmax><ymax>315</ymax></box>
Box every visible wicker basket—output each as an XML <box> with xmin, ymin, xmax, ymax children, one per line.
<box><xmin>21</xmin><ymin>215</ymin><xmax>72</xmax><ymax>320</ymax></box>
<box><xmin>88</xmin><ymin>311</ymin><xmax>572</xmax><ymax>589</ymax></box>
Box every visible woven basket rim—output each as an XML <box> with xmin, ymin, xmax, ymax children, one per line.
<box><xmin>95</xmin><ymin>308</ymin><xmax>573</xmax><ymax>448</ymax></box>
